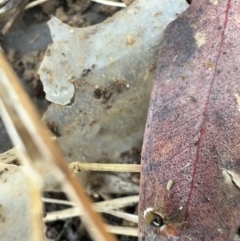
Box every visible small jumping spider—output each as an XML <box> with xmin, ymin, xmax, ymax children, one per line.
<box><xmin>144</xmin><ymin>206</ymin><xmax>185</xmax><ymax>238</ymax></box>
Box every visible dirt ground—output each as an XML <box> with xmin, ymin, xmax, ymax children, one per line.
<box><xmin>0</xmin><ymin>1</ymin><xmax>138</xmax><ymax>240</ymax></box>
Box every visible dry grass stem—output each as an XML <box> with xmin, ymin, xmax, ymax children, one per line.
<box><xmin>29</xmin><ymin>180</ymin><xmax>45</xmax><ymax>241</ymax></box>
<box><xmin>69</xmin><ymin>162</ymin><xmax>141</xmax><ymax>174</ymax></box>
<box><xmin>25</xmin><ymin>0</ymin><xmax>54</xmax><ymax>9</ymax></box>
<box><xmin>105</xmin><ymin>225</ymin><xmax>138</xmax><ymax>236</ymax></box>
<box><xmin>43</xmin><ymin>197</ymin><xmax>77</xmax><ymax>206</ymax></box>
<box><xmin>44</xmin><ymin>207</ymin><xmax>138</xmax><ymax>223</ymax></box>
<box><xmin>26</xmin><ymin>0</ymin><xmax>126</xmax><ymax>9</ymax></box>
<box><xmin>44</xmin><ymin>207</ymin><xmax>83</xmax><ymax>222</ymax></box>
<box><xmin>91</xmin><ymin>0</ymin><xmax>126</xmax><ymax>7</ymax></box>
<box><xmin>1</xmin><ymin>0</ymin><xmax>29</xmax><ymax>35</ymax></box>
<box><xmin>100</xmin><ymin>209</ymin><xmax>138</xmax><ymax>223</ymax></box>
<box><xmin>43</xmin><ymin>195</ymin><xmax>139</xmax><ymax>209</ymax></box>
<box><xmin>0</xmin><ymin>51</ymin><xmax>117</xmax><ymax>241</ymax></box>
<box><xmin>93</xmin><ymin>195</ymin><xmax>139</xmax><ymax>210</ymax></box>
<box><xmin>44</xmin><ymin>195</ymin><xmax>139</xmax><ymax>222</ymax></box>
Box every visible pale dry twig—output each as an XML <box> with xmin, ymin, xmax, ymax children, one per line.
<box><xmin>69</xmin><ymin>162</ymin><xmax>141</xmax><ymax>174</ymax></box>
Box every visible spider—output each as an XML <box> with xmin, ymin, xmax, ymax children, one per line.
<box><xmin>143</xmin><ymin>206</ymin><xmax>185</xmax><ymax>238</ymax></box>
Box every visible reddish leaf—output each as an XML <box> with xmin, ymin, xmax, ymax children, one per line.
<box><xmin>139</xmin><ymin>1</ymin><xmax>240</xmax><ymax>241</ymax></box>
